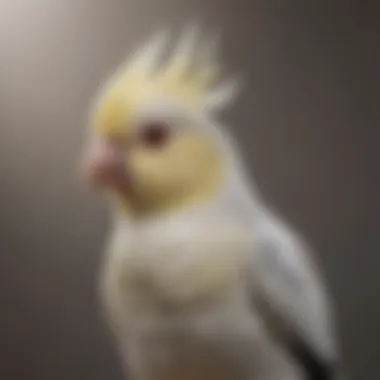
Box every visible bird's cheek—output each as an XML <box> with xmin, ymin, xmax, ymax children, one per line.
<box><xmin>129</xmin><ymin>152</ymin><xmax>174</xmax><ymax>197</ymax></box>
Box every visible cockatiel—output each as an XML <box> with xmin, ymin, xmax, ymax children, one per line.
<box><xmin>82</xmin><ymin>27</ymin><xmax>343</xmax><ymax>380</ymax></box>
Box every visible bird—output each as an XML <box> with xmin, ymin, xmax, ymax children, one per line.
<box><xmin>81</xmin><ymin>25</ymin><xmax>344</xmax><ymax>380</ymax></box>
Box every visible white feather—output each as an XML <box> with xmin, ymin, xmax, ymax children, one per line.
<box><xmin>204</xmin><ymin>77</ymin><xmax>242</xmax><ymax>111</ymax></box>
<box><xmin>127</xmin><ymin>29</ymin><xmax>170</xmax><ymax>77</ymax></box>
<box><xmin>165</xmin><ymin>23</ymin><xmax>200</xmax><ymax>77</ymax></box>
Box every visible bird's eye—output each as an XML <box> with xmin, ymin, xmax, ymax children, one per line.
<box><xmin>140</xmin><ymin>123</ymin><xmax>170</xmax><ymax>148</ymax></box>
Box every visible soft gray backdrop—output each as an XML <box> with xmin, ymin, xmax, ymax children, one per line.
<box><xmin>0</xmin><ymin>1</ymin><xmax>378</xmax><ymax>379</ymax></box>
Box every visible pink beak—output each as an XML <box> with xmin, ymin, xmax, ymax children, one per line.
<box><xmin>82</xmin><ymin>136</ymin><xmax>132</xmax><ymax>195</ymax></box>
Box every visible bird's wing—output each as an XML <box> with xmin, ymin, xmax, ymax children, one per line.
<box><xmin>249</xmin><ymin>211</ymin><xmax>340</xmax><ymax>380</ymax></box>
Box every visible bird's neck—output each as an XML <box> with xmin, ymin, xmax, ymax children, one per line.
<box><xmin>113</xmin><ymin>174</ymin><xmax>225</xmax><ymax>221</ymax></box>
<box><xmin>113</xmin><ymin>188</ymin><xmax>221</xmax><ymax>224</ymax></box>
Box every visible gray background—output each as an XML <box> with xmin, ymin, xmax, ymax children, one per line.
<box><xmin>0</xmin><ymin>0</ymin><xmax>378</xmax><ymax>379</ymax></box>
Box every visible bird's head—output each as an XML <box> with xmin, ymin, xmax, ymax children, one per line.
<box><xmin>82</xmin><ymin>28</ymin><xmax>241</xmax><ymax>218</ymax></box>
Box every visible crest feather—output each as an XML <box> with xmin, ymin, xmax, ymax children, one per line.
<box><xmin>125</xmin><ymin>29</ymin><xmax>169</xmax><ymax>80</ymax></box>
<box><xmin>160</xmin><ymin>24</ymin><xmax>199</xmax><ymax>82</ymax></box>
<box><xmin>95</xmin><ymin>26</ymin><xmax>241</xmax><ymax>130</ymax></box>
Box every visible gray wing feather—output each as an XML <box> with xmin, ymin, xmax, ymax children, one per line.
<box><xmin>249</xmin><ymin>210</ymin><xmax>340</xmax><ymax>377</ymax></box>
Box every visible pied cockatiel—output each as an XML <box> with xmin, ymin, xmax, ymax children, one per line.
<box><xmin>81</xmin><ymin>26</ymin><xmax>344</xmax><ymax>380</ymax></box>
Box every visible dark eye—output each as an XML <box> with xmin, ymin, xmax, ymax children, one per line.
<box><xmin>140</xmin><ymin>123</ymin><xmax>170</xmax><ymax>147</ymax></box>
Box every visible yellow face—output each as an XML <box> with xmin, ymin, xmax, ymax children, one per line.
<box><xmin>83</xmin><ymin>27</ymin><xmax>236</xmax><ymax>217</ymax></box>
<box><xmin>128</xmin><ymin>126</ymin><xmax>224</xmax><ymax>216</ymax></box>
<box><xmin>85</xmin><ymin>99</ymin><xmax>226</xmax><ymax>217</ymax></box>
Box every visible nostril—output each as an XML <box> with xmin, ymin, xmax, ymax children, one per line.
<box><xmin>87</xmin><ymin>138</ymin><xmax>125</xmax><ymax>166</ymax></box>
<box><xmin>105</xmin><ymin>135</ymin><xmax>128</xmax><ymax>151</ymax></box>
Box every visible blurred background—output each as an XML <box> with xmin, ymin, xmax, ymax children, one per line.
<box><xmin>0</xmin><ymin>0</ymin><xmax>378</xmax><ymax>379</ymax></box>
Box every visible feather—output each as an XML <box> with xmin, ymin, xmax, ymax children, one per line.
<box><xmin>287</xmin><ymin>335</ymin><xmax>336</xmax><ymax>380</ymax></box>
<box><xmin>125</xmin><ymin>29</ymin><xmax>169</xmax><ymax>79</ymax></box>
<box><xmin>249</xmin><ymin>210</ymin><xmax>340</xmax><ymax>379</ymax></box>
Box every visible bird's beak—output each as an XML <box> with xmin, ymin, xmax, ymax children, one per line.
<box><xmin>82</xmin><ymin>135</ymin><xmax>133</xmax><ymax>197</ymax></box>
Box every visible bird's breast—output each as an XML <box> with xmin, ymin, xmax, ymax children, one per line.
<box><xmin>123</xmin><ymin>293</ymin><xmax>260</xmax><ymax>380</ymax></box>
<box><xmin>101</xmin><ymin>218</ymin><xmax>303</xmax><ymax>380</ymax></box>
<box><xmin>101</xmin><ymin>217</ymin><xmax>253</xmax><ymax>326</ymax></box>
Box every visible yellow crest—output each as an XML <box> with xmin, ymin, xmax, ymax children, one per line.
<box><xmin>92</xmin><ymin>26</ymin><xmax>241</xmax><ymax>137</ymax></box>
